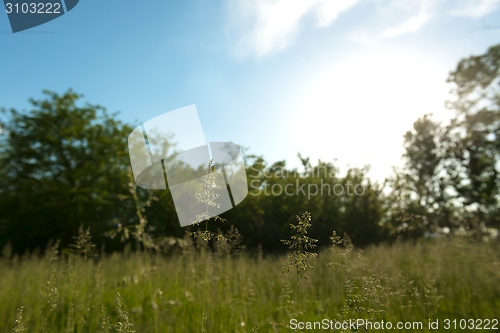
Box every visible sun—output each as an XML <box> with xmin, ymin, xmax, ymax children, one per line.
<box><xmin>292</xmin><ymin>50</ymin><xmax>450</xmax><ymax>181</ymax></box>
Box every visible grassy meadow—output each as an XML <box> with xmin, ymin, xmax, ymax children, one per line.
<box><xmin>1</xmin><ymin>232</ymin><xmax>499</xmax><ymax>332</ymax></box>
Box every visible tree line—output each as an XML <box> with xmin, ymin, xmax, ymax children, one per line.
<box><xmin>0</xmin><ymin>44</ymin><xmax>499</xmax><ymax>255</ymax></box>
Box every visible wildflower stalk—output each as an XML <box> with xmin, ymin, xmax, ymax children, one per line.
<box><xmin>12</xmin><ymin>306</ymin><xmax>26</xmax><ymax>333</ymax></box>
<box><xmin>107</xmin><ymin>168</ymin><xmax>158</xmax><ymax>250</ymax></box>
<box><xmin>281</xmin><ymin>211</ymin><xmax>318</xmax><ymax>316</ymax></box>
<box><xmin>70</xmin><ymin>226</ymin><xmax>95</xmax><ymax>260</ymax></box>
<box><xmin>201</xmin><ymin>219</ymin><xmax>208</xmax><ymax>333</ymax></box>
<box><xmin>190</xmin><ymin>159</ymin><xmax>227</xmax><ymax>332</ymax></box>
<box><xmin>113</xmin><ymin>292</ymin><xmax>135</xmax><ymax>333</ymax></box>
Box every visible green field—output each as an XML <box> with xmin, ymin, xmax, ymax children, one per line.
<box><xmin>1</xmin><ymin>235</ymin><xmax>499</xmax><ymax>332</ymax></box>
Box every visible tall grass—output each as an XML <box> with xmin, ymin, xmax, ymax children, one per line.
<box><xmin>0</xmin><ymin>235</ymin><xmax>499</xmax><ymax>332</ymax></box>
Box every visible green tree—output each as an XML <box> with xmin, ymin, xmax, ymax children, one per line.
<box><xmin>446</xmin><ymin>44</ymin><xmax>500</xmax><ymax>231</ymax></box>
<box><xmin>0</xmin><ymin>90</ymin><xmax>134</xmax><ymax>253</ymax></box>
<box><xmin>224</xmin><ymin>155</ymin><xmax>386</xmax><ymax>251</ymax></box>
<box><xmin>389</xmin><ymin>44</ymin><xmax>500</xmax><ymax>239</ymax></box>
<box><xmin>387</xmin><ymin>114</ymin><xmax>458</xmax><ymax>238</ymax></box>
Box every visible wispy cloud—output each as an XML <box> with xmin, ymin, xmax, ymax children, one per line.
<box><xmin>226</xmin><ymin>0</ymin><xmax>500</xmax><ymax>57</ymax></box>
<box><xmin>225</xmin><ymin>0</ymin><xmax>359</xmax><ymax>58</ymax></box>
<box><xmin>451</xmin><ymin>0</ymin><xmax>500</xmax><ymax>18</ymax></box>
<box><xmin>349</xmin><ymin>0</ymin><xmax>500</xmax><ymax>43</ymax></box>
<box><xmin>381</xmin><ymin>11</ymin><xmax>430</xmax><ymax>38</ymax></box>
<box><xmin>347</xmin><ymin>0</ymin><xmax>436</xmax><ymax>43</ymax></box>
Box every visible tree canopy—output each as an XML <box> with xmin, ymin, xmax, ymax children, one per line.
<box><xmin>1</xmin><ymin>44</ymin><xmax>499</xmax><ymax>255</ymax></box>
<box><xmin>0</xmin><ymin>90</ymin><xmax>134</xmax><ymax>253</ymax></box>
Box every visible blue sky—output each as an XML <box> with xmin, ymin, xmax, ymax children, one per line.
<box><xmin>1</xmin><ymin>0</ymin><xmax>500</xmax><ymax>181</ymax></box>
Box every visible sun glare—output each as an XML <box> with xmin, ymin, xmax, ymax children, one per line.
<box><xmin>293</xmin><ymin>51</ymin><xmax>450</xmax><ymax>181</ymax></box>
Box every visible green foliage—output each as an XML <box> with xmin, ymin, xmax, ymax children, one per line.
<box><xmin>105</xmin><ymin>170</ymin><xmax>160</xmax><ymax>251</ymax></box>
<box><xmin>281</xmin><ymin>211</ymin><xmax>318</xmax><ymax>275</ymax></box>
<box><xmin>1</xmin><ymin>40</ymin><xmax>500</xmax><ymax>333</ymax></box>
<box><xmin>12</xmin><ymin>306</ymin><xmax>25</xmax><ymax>333</ymax></box>
<box><xmin>223</xmin><ymin>156</ymin><xmax>388</xmax><ymax>252</ymax></box>
<box><xmin>225</xmin><ymin>225</ymin><xmax>244</xmax><ymax>254</ymax></box>
<box><xmin>388</xmin><ymin>43</ymin><xmax>500</xmax><ymax>239</ymax></box>
<box><xmin>99</xmin><ymin>305</ymin><xmax>111</xmax><ymax>333</ymax></box>
<box><xmin>0</xmin><ymin>237</ymin><xmax>498</xmax><ymax>332</ymax></box>
<box><xmin>328</xmin><ymin>231</ymin><xmax>353</xmax><ymax>269</ymax></box>
<box><xmin>0</xmin><ymin>90</ymin><xmax>134</xmax><ymax>253</ymax></box>
<box><xmin>188</xmin><ymin>159</ymin><xmax>228</xmax><ymax>333</ymax></box>
<box><xmin>445</xmin><ymin>45</ymin><xmax>500</xmax><ymax>228</ymax></box>
<box><xmin>281</xmin><ymin>211</ymin><xmax>318</xmax><ymax>319</ymax></box>
<box><xmin>387</xmin><ymin>114</ymin><xmax>457</xmax><ymax>238</ymax></box>
<box><xmin>447</xmin><ymin>44</ymin><xmax>500</xmax><ymax>115</ymax></box>
<box><xmin>190</xmin><ymin>160</ymin><xmax>227</xmax><ymax>242</ymax></box>
<box><xmin>70</xmin><ymin>226</ymin><xmax>96</xmax><ymax>260</ymax></box>
<box><xmin>113</xmin><ymin>292</ymin><xmax>136</xmax><ymax>333</ymax></box>
<box><xmin>1</xmin><ymin>44</ymin><xmax>500</xmax><ymax>256</ymax></box>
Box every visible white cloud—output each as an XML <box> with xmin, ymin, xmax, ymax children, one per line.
<box><xmin>348</xmin><ymin>0</ymin><xmax>500</xmax><ymax>43</ymax></box>
<box><xmin>347</xmin><ymin>0</ymin><xmax>437</xmax><ymax>43</ymax></box>
<box><xmin>451</xmin><ymin>0</ymin><xmax>500</xmax><ymax>18</ymax></box>
<box><xmin>314</xmin><ymin>0</ymin><xmax>360</xmax><ymax>27</ymax></box>
<box><xmin>226</xmin><ymin>0</ymin><xmax>500</xmax><ymax>56</ymax></box>
<box><xmin>225</xmin><ymin>0</ymin><xmax>359</xmax><ymax>58</ymax></box>
<box><xmin>381</xmin><ymin>11</ymin><xmax>430</xmax><ymax>38</ymax></box>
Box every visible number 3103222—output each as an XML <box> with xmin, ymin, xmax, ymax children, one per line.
<box><xmin>5</xmin><ymin>2</ymin><xmax>61</xmax><ymax>14</ymax></box>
